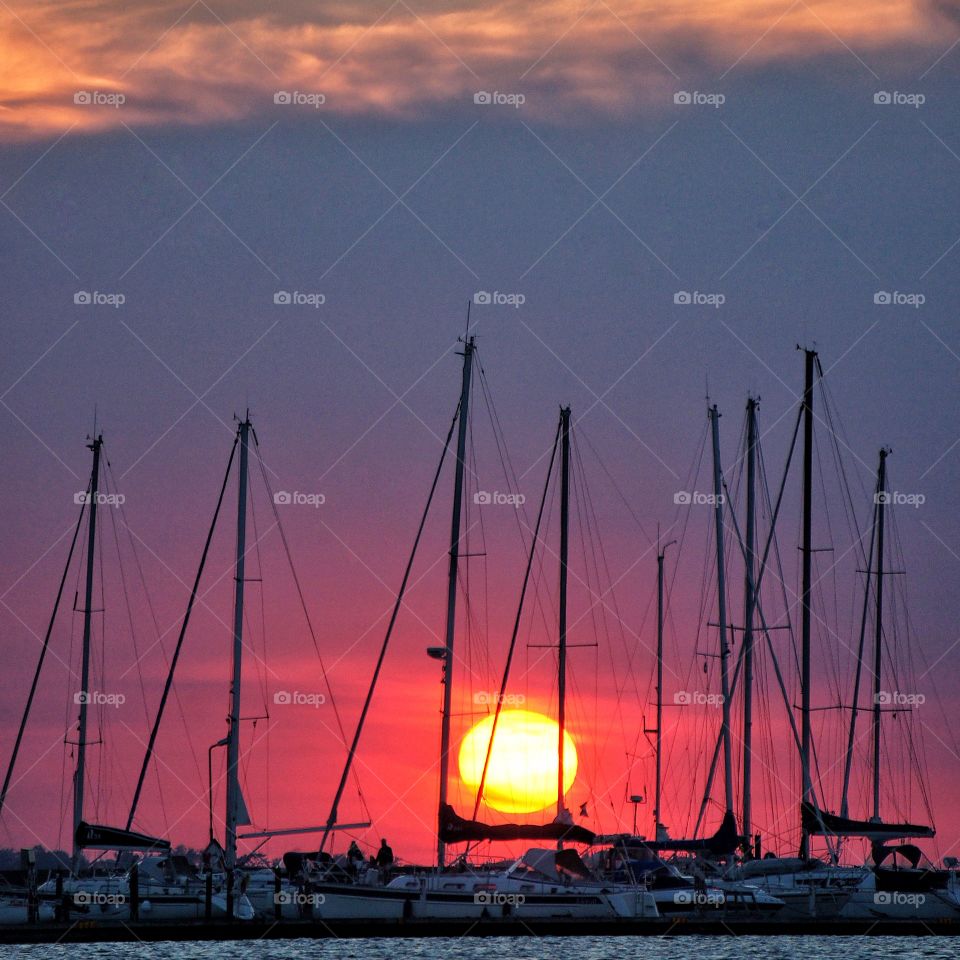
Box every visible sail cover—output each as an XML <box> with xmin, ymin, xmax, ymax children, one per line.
<box><xmin>625</xmin><ymin>810</ymin><xmax>742</xmax><ymax>855</ymax></box>
<box><xmin>75</xmin><ymin>822</ymin><xmax>171</xmax><ymax>851</ymax></box>
<box><xmin>801</xmin><ymin>802</ymin><xmax>934</xmax><ymax>840</ymax></box>
<box><xmin>439</xmin><ymin>804</ymin><xmax>595</xmax><ymax>845</ymax></box>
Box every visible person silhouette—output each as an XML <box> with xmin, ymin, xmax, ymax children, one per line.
<box><xmin>375</xmin><ymin>838</ymin><xmax>394</xmax><ymax>869</ymax></box>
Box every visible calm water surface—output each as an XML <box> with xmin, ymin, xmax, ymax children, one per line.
<box><xmin>1</xmin><ymin>938</ymin><xmax>954</xmax><ymax>960</ymax></box>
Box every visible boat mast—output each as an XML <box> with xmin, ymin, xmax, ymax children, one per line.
<box><xmin>557</xmin><ymin>406</ymin><xmax>571</xmax><ymax>825</ymax></box>
<box><xmin>742</xmin><ymin>397</ymin><xmax>758</xmax><ymax>852</ymax></box>
<box><xmin>437</xmin><ymin>337</ymin><xmax>475</xmax><ymax>869</ymax></box>
<box><xmin>225</xmin><ymin>416</ymin><xmax>250</xmax><ymax>875</ymax></box>
<box><xmin>708</xmin><ymin>405</ymin><xmax>734</xmax><ymax>816</ymax></box>
<box><xmin>799</xmin><ymin>349</ymin><xmax>816</xmax><ymax>858</ymax></box>
<box><xmin>73</xmin><ymin>434</ymin><xmax>102</xmax><ymax>871</ymax></box>
<box><xmin>871</xmin><ymin>448</ymin><xmax>888</xmax><ymax>822</ymax></box>
<box><xmin>654</xmin><ymin>535</ymin><xmax>675</xmax><ymax>839</ymax></box>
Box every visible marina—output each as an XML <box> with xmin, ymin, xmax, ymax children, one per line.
<box><xmin>0</xmin><ymin>340</ymin><xmax>957</xmax><ymax>943</ymax></box>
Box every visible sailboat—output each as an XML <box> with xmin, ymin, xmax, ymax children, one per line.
<box><xmin>588</xmin><ymin>411</ymin><xmax>783</xmax><ymax>918</ymax></box>
<box><xmin>0</xmin><ymin>433</ymin><xmax>253</xmax><ymax>922</ymax></box>
<box><xmin>264</xmin><ymin>340</ymin><xmax>660</xmax><ymax>922</ymax></box>
<box><xmin>710</xmin><ymin>351</ymin><xmax>959</xmax><ymax>920</ymax></box>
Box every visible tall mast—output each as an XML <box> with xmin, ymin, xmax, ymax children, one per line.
<box><xmin>225</xmin><ymin>416</ymin><xmax>250</xmax><ymax>873</ymax></box>
<box><xmin>557</xmin><ymin>406</ymin><xmax>571</xmax><ymax>823</ymax></box>
<box><xmin>799</xmin><ymin>349</ymin><xmax>816</xmax><ymax>858</ymax></box>
<box><xmin>742</xmin><ymin>397</ymin><xmax>758</xmax><ymax>850</ymax></box>
<box><xmin>709</xmin><ymin>405</ymin><xmax>734</xmax><ymax>816</ymax></box>
<box><xmin>872</xmin><ymin>448</ymin><xmax>888</xmax><ymax>822</ymax></box>
<box><xmin>654</xmin><ymin>536</ymin><xmax>675</xmax><ymax>839</ymax></box>
<box><xmin>437</xmin><ymin>337</ymin><xmax>475</xmax><ymax>869</ymax></box>
<box><xmin>73</xmin><ymin>434</ymin><xmax>102</xmax><ymax>871</ymax></box>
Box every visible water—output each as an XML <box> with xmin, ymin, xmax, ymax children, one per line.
<box><xmin>0</xmin><ymin>938</ymin><xmax>955</xmax><ymax>960</ymax></box>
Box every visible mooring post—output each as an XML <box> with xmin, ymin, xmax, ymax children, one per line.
<box><xmin>129</xmin><ymin>861</ymin><xmax>139</xmax><ymax>922</ymax></box>
<box><xmin>274</xmin><ymin>867</ymin><xmax>282</xmax><ymax>921</ymax></box>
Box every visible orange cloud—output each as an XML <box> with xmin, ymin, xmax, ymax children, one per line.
<box><xmin>0</xmin><ymin>1</ymin><xmax>949</xmax><ymax>137</ymax></box>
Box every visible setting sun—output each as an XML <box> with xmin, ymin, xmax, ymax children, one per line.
<box><xmin>457</xmin><ymin>709</ymin><xmax>578</xmax><ymax>814</ymax></box>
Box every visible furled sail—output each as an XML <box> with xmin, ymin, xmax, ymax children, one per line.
<box><xmin>75</xmin><ymin>821</ymin><xmax>171</xmax><ymax>851</ymax></box>
<box><xmin>801</xmin><ymin>801</ymin><xmax>934</xmax><ymax>840</ymax></box>
<box><xmin>626</xmin><ymin>810</ymin><xmax>742</xmax><ymax>855</ymax></box>
<box><xmin>438</xmin><ymin>804</ymin><xmax>595</xmax><ymax>845</ymax></box>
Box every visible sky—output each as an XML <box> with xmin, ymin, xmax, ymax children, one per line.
<box><xmin>1</xmin><ymin>0</ymin><xmax>959</xmax><ymax>868</ymax></box>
